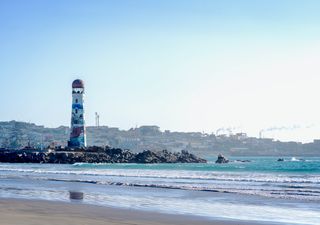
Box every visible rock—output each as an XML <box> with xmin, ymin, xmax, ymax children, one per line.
<box><xmin>177</xmin><ymin>150</ymin><xmax>207</xmax><ymax>163</ymax></box>
<box><xmin>134</xmin><ymin>149</ymin><xmax>206</xmax><ymax>163</ymax></box>
<box><xmin>215</xmin><ymin>154</ymin><xmax>229</xmax><ymax>164</ymax></box>
<box><xmin>0</xmin><ymin>147</ymin><xmax>207</xmax><ymax>164</ymax></box>
<box><xmin>69</xmin><ymin>191</ymin><xmax>84</xmax><ymax>200</ymax></box>
<box><xmin>234</xmin><ymin>159</ymin><xmax>251</xmax><ymax>163</ymax></box>
<box><xmin>135</xmin><ymin>150</ymin><xmax>161</xmax><ymax>163</ymax></box>
<box><xmin>277</xmin><ymin>158</ymin><xmax>284</xmax><ymax>162</ymax></box>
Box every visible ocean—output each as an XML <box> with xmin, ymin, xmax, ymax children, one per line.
<box><xmin>0</xmin><ymin>157</ymin><xmax>319</xmax><ymax>224</ymax></box>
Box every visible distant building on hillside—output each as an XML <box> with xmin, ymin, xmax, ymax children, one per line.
<box><xmin>136</xmin><ymin>126</ymin><xmax>161</xmax><ymax>135</ymax></box>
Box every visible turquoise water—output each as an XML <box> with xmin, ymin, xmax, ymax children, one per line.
<box><xmin>0</xmin><ymin>157</ymin><xmax>320</xmax><ymax>224</ymax></box>
<box><xmin>73</xmin><ymin>157</ymin><xmax>320</xmax><ymax>173</ymax></box>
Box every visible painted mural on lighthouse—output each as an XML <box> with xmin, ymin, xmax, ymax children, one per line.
<box><xmin>68</xmin><ymin>79</ymin><xmax>87</xmax><ymax>147</ymax></box>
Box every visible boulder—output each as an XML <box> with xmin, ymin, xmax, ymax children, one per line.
<box><xmin>215</xmin><ymin>154</ymin><xmax>229</xmax><ymax>164</ymax></box>
<box><xmin>234</xmin><ymin>159</ymin><xmax>251</xmax><ymax>163</ymax></box>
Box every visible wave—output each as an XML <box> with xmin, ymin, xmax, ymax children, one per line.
<box><xmin>28</xmin><ymin>177</ymin><xmax>317</xmax><ymax>201</ymax></box>
<box><xmin>1</xmin><ymin>161</ymin><xmax>320</xmax><ymax>202</ymax></box>
<box><xmin>1</xmin><ymin>166</ymin><xmax>320</xmax><ymax>184</ymax></box>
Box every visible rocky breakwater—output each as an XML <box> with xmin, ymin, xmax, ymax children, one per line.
<box><xmin>0</xmin><ymin>147</ymin><xmax>207</xmax><ymax>164</ymax></box>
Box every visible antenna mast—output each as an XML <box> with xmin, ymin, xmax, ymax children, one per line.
<box><xmin>95</xmin><ymin>112</ymin><xmax>100</xmax><ymax>127</ymax></box>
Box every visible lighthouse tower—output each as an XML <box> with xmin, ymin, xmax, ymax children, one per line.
<box><xmin>68</xmin><ymin>79</ymin><xmax>87</xmax><ymax>148</ymax></box>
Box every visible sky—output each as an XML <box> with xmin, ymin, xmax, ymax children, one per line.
<box><xmin>1</xmin><ymin>0</ymin><xmax>320</xmax><ymax>142</ymax></box>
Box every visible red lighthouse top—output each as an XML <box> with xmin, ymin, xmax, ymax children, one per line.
<box><xmin>72</xmin><ymin>79</ymin><xmax>84</xmax><ymax>88</ymax></box>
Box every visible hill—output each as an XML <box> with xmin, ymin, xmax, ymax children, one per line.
<box><xmin>0</xmin><ymin>121</ymin><xmax>319</xmax><ymax>156</ymax></box>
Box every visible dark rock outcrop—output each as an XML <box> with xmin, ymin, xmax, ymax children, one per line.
<box><xmin>215</xmin><ymin>154</ymin><xmax>252</xmax><ymax>164</ymax></box>
<box><xmin>215</xmin><ymin>154</ymin><xmax>229</xmax><ymax>164</ymax></box>
<box><xmin>234</xmin><ymin>159</ymin><xmax>251</xmax><ymax>163</ymax></box>
<box><xmin>134</xmin><ymin>149</ymin><xmax>206</xmax><ymax>163</ymax></box>
<box><xmin>0</xmin><ymin>147</ymin><xmax>206</xmax><ymax>164</ymax></box>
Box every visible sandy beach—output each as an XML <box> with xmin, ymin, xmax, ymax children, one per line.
<box><xmin>0</xmin><ymin>198</ymin><xmax>278</xmax><ymax>225</ymax></box>
<box><xmin>1</xmin><ymin>162</ymin><xmax>319</xmax><ymax>225</ymax></box>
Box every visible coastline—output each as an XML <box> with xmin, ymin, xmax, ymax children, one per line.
<box><xmin>0</xmin><ymin>198</ymin><xmax>283</xmax><ymax>225</ymax></box>
<box><xmin>1</xmin><ymin>161</ymin><xmax>320</xmax><ymax>225</ymax></box>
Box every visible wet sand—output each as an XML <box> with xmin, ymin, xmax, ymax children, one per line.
<box><xmin>0</xmin><ymin>198</ymin><xmax>279</xmax><ymax>225</ymax></box>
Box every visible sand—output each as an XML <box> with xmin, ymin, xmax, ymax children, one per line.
<box><xmin>0</xmin><ymin>198</ymin><xmax>278</xmax><ymax>225</ymax></box>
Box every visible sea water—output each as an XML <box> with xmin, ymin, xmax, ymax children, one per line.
<box><xmin>0</xmin><ymin>157</ymin><xmax>319</xmax><ymax>224</ymax></box>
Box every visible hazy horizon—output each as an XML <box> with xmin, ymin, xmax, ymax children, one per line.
<box><xmin>1</xmin><ymin>0</ymin><xmax>320</xmax><ymax>142</ymax></box>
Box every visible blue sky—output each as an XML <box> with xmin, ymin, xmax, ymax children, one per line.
<box><xmin>1</xmin><ymin>0</ymin><xmax>320</xmax><ymax>142</ymax></box>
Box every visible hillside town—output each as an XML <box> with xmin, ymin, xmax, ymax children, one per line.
<box><xmin>0</xmin><ymin>120</ymin><xmax>319</xmax><ymax>156</ymax></box>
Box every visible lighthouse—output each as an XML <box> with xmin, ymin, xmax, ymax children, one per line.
<box><xmin>68</xmin><ymin>79</ymin><xmax>87</xmax><ymax>148</ymax></box>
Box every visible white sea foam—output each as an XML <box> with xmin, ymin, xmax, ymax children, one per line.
<box><xmin>1</xmin><ymin>164</ymin><xmax>320</xmax><ymax>201</ymax></box>
<box><xmin>1</xmin><ymin>162</ymin><xmax>320</xmax><ymax>224</ymax></box>
<box><xmin>0</xmin><ymin>166</ymin><xmax>319</xmax><ymax>184</ymax></box>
